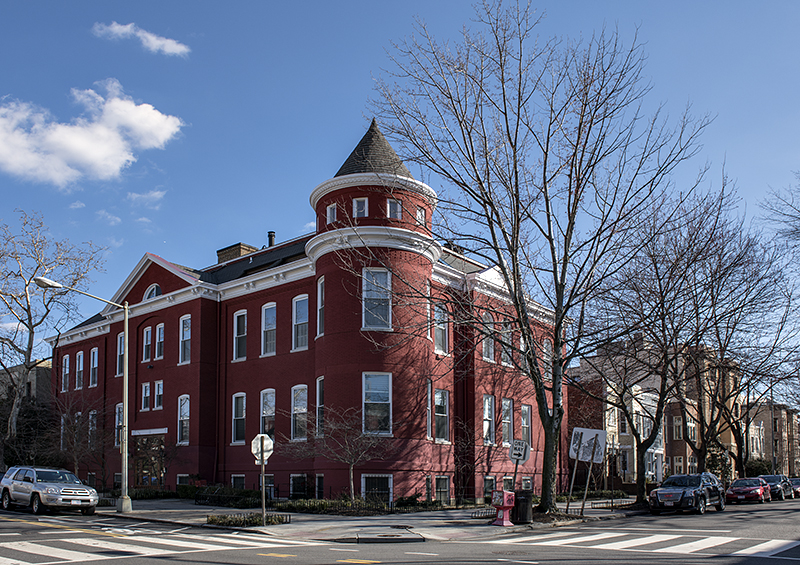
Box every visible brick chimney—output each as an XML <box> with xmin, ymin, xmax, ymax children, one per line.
<box><xmin>216</xmin><ymin>242</ymin><xmax>258</xmax><ymax>264</ymax></box>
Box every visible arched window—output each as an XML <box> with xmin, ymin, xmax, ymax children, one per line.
<box><xmin>144</xmin><ymin>284</ymin><xmax>162</xmax><ymax>300</ymax></box>
<box><xmin>482</xmin><ymin>313</ymin><xmax>495</xmax><ymax>362</ymax></box>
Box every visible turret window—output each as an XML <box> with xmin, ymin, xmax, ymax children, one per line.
<box><xmin>353</xmin><ymin>198</ymin><xmax>368</xmax><ymax>218</ymax></box>
<box><xmin>387</xmin><ymin>198</ymin><xmax>402</xmax><ymax>220</ymax></box>
<box><xmin>326</xmin><ymin>203</ymin><xmax>337</xmax><ymax>224</ymax></box>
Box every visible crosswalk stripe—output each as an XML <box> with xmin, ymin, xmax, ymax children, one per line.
<box><xmin>529</xmin><ymin>532</ymin><xmax>626</xmax><ymax>546</ymax></box>
<box><xmin>591</xmin><ymin>534</ymin><xmax>682</xmax><ymax>550</ymax></box>
<box><xmin>66</xmin><ymin>537</ymin><xmax>177</xmax><ymax>556</ymax></box>
<box><xmin>732</xmin><ymin>539</ymin><xmax>800</xmax><ymax>557</ymax></box>
<box><xmin>216</xmin><ymin>533</ymin><xmax>323</xmax><ymax>546</ymax></box>
<box><xmin>497</xmin><ymin>531</ymin><xmax>575</xmax><ymax>544</ymax></box>
<box><xmin>125</xmin><ymin>535</ymin><xmax>235</xmax><ymax>551</ymax></box>
<box><xmin>652</xmin><ymin>536</ymin><xmax>734</xmax><ymax>554</ymax></box>
<box><xmin>0</xmin><ymin>540</ymin><xmax>98</xmax><ymax>562</ymax></box>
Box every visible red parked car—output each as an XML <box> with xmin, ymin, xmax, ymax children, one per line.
<box><xmin>726</xmin><ymin>477</ymin><xmax>771</xmax><ymax>503</ymax></box>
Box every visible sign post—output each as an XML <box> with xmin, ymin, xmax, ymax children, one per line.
<box><xmin>566</xmin><ymin>428</ymin><xmax>607</xmax><ymax>514</ymax></box>
<box><xmin>251</xmin><ymin>434</ymin><xmax>274</xmax><ymax>526</ymax></box>
<box><xmin>508</xmin><ymin>439</ymin><xmax>531</xmax><ymax>488</ymax></box>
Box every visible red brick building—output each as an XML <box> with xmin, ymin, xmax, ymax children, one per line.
<box><xmin>49</xmin><ymin>121</ymin><xmax>567</xmax><ymax>502</ymax></box>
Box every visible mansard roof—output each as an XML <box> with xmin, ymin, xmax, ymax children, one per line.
<box><xmin>334</xmin><ymin>119</ymin><xmax>413</xmax><ymax>179</ymax></box>
<box><xmin>199</xmin><ymin>235</ymin><xmax>312</xmax><ymax>285</ymax></box>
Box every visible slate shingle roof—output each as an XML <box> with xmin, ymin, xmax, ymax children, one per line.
<box><xmin>334</xmin><ymin>119</ymin><xmax>413</xmax><ymax>179</ymax></box>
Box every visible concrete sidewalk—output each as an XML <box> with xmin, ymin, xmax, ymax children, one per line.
<box><xmin>95</xmin><ymin>498</ymin><xmax>642</xmax><ymax>543</ymax></box>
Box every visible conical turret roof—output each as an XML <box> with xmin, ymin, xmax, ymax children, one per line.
<box><xmin>334</xmin><ymin>119</ymin><xmax>413</xmax><ymax>179</ymax></box>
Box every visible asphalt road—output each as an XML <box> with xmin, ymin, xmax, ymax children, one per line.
<box><xmin>0</xmin><ymin>498</ymin><xmax>798</xmax><ymax>564</ymax></box>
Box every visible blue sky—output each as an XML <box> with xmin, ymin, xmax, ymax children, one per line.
<box><xmin>2</xmin><ymin>1</ymin><xmax>799</xmax><ymax>320</ymax></box>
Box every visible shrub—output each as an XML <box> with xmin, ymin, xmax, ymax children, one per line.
<box><xmin>207</xmin><ymin>512</ymin><xmax>288</xmax><ymax>527</ymax></box>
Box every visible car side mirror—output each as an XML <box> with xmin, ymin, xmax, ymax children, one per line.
<box><xmin>23</xmin><ymin>476</ymin><xmax>32</xmax><ymax>484</ymax></box>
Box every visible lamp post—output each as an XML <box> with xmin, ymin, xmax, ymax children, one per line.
<box><xmin>34</xmin><ymin>276</ymin><xmax>132</xmax><ymax>513</ymax></box>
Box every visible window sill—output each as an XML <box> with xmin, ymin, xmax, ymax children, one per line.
<box><xmin>231</xmin><ymin>357</ymin><xmax>246</xmax><ymax>363</ymax></box>
<box><xmin>434</xmin><ymin>439</ymin><xmax>451</xmax><ymax>445</ymax></box>
<box><xmin>88</xmin><ymin>384</ymin><xmax>97</xmax><ymax>388</ymax></box>
<box><xmin>176</xmin><ymin>441</ymin><xmax>188</xmax><ymax>447</ymax></box>
<box><xmin>153</xmin><ymin>406</ymin><xmax>162</xmax><ymax>411</ymax></box>
<box><xmin>142</xmin><ymin>359</ymin><xmax>151</xmax><ymax>364</ymax></box>
<box><xmin>177</xmin><ymin>361</ymin><xmax>190</xmax><ymax>366</ymax></box>
<box><xmin>290</xmin><ymin>346</ymin><xmax>309</xmax><ymax>353</ymax></box>
<box><xmin>290</xmin><ymin>438</ymin><xmax>308</xmax><ymax>442</ymax></box>
<box><xmin>141</xmin><ymin>408</ymin><xmax>150</xmax><ymax>412</ymax></box>
<box><xmin>260</xmin><ymin>352</ymin><xmax>276</xmax><ymax>358</ymax></box>
<box><xmin>154</xmin><ymin>356</ymin><xmax>164</xmax><ymax>361</ymax></box>
<box><xmin>482</xmin><ymin>357</ymin><xmax>496</xmax><ymax>364</ymax></box>
<box><xmin>230</xmin><ymin>441</ymin><xmax>246</xmax><ymax>446</ymax></box>
<box><xmin>362</xmin><ymin>326</ymin><xmax>393</xmax><ymax>332</ymax></box>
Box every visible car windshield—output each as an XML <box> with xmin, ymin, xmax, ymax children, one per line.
<box><xmin>732</xmin><ymin>479</ymin><xmax>760</xmax><ymax>487</ymax></box>
<box><xmin>35</xmin><ymin>470</ymin><xmax>81</xmax><ymax>484</ymax></box>
<box><xmin>662</xmin><ymin>476</ymin><xmax>700</xmax><ymax>488</ymax></box>
<box><xmin>761</xmin><ymin>475</ymin><xmax>780</xmax><ymax>483</ymax></box>
<box><xmin>791</xmin><ymin>479</ymin><xmax>800</xmax><ymax>485</ymax></box>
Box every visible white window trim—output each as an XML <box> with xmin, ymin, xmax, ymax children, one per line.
<box><xmin>291</xmin><ymin>384</ymin><xmax>308</xmax><ymax>441</ymax></box>
<box><xmin>316</xmin><ymin>277</ymin><xmax>325</xmax><ymax>338</ymax></box>
<box><xmin>231</xmin><ymin>392</ymin><xmax>246</xmax><ymax>445</ymax></box>
<box><xmin>483</xmin><ymin>394</ymin><xmax>495</xmax><ymax>445</ymax></box>
<box><xmin>426</xmin><ymin>379</ymin><xmax>432</xmax><ymax>440</ymax></box>
<box><xmin>141</xmin><ymin>382</ymin><xmax>151</xmax><ymax>411</ymax></box>
<box><xmin>116</xmin><ymin>333</ymin><xmax>124</xmax><ymax>377</ymax></box>
<box><xmin>291</xmin><ymin>294</ymin><xmax>309</xmax><ymax>352</ymax></box>
<box><xmin>316</xmin><ymin>376</ymin><xmax>324</xmax><ymax>437</ymax></box>
<box><xmin>261</xmin><ymin>302</ymin><xmax>277</xmax><ymax>357</ymax></box>
<box><xmin>144</xmin><ymin>283</ymin><xmax>162</xmax><ymax>301</ymax></box>
<box><xmin>353</xmin><ymin>197</ymin><xmax>368</xmax><ymax>218</ymax></box>
<box><xmin>178</xmin><ymin>314</ymin><xmax>191</xmax><ymax>365</ymax></box>
<box><xmin>362</xmin><ymin>268</ymin><xmax>392</xmax><ymax>331</ymax></box>
<box><xmin>154</xmin><ymin>380</ymin><xmax>163</xmax><ymax>410</ymax></box>
<box><xmin>115</xmin><ymin>403</ymin><xmax>123</xmax><ymax>447</ymax></box>
<box><xmin>260</xmin><ymin>388</ymin><xmax>276</xmax><ymax>436</ymax></box>
<box><xmin>362</xmin><ymin>372</ymin><xmax>392</xmax><ymax>436</ymax></box>
<box><xmin>231</xmin><ymin>474</ymin><xmax>246</xmax><ymax>489</ymax></box>
<box><xmin>61</xmin><ymin>354</ymin><xmax>69</xmax><ymax>392</ymax></box>
<box><xmin>434</xmin><ymin>304</ymin><xmax>449</xmax><ymax>355</ymax></box>
<box><xmin>500</xmin><ymin>322</ymin><xmax>514</xmax><ymax>367</ymax></box>
<box><xmin>501</xmin><ymin>398</ymin><xmax>513</xmax><ymax>446</ymax></box>
<box><xmin>176</xmin><ymin>474</ymin><xmax>190</xmax><ymax>486</ymax></box>
<box><xmin>482</xmin><ymin>313</ymin><xmax>495</xmax><ymax>362</ymax></box>
<box><xmin>326</xmin><ymin>203</ymin><xmax>337</xmax><ymax>224</ymax></box>
<box><xmin>360</xmin><ymin>473</ymin><xmax>393</xmax><ymax>501</ymax></box>
<box><xmin>142</xmin><ymin>326</ymin><xmax>152</xmax><ymax>363</ymax></box>
<box><xmin>89</xmin><ymin>347</ymin><xmax>98</xmax><ymax>388</ymax></box>
<box><xmin>434</xmin><ymin>389</ymin><xmax>450</xmax><ymax>444</ymax></box>
<box><xmin>75</xmin><ymin>351</ymin><xmax>83</xmax><ymax>390</ymax></box>
<box><xmin>233</xmin><ymin>310</ymin><xmax>247</xmax><ymax>361</ymax></box>
<box><xmin>155</xmin><ymin>323</ymin><xmax>165</xmax><ymax>360</ymax></box>
<box><xmin>177</xmin><ymin>394</ymin><xmax>190</xmax><ymax>445</ymax></box>
<box><xmin>387</xmin><ymin>198</ymin><xmax>402</xmax><ymax>220</ymax></box>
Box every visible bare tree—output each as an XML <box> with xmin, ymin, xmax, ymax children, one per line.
<box><xmin>276</xmin><ymin>405</ymin><xmax>396</xmax><ymax>502</ymax></box>
<box><xmin>373</xmin><ymin>2</ymin><xmax>708</xmax><ymax>512</ymax></box>
<box><xmin>0</xmin><ymin>210</ymin><xmax>104</xmax><ymax>469</ymax></box>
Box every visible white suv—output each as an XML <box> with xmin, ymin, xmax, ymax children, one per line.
<box><xmin>1</xmin><ymin>466</ymin><xmax>98</xmax><ymax>515</ymax></box>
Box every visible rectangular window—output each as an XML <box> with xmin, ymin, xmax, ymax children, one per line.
<box><xmin>521</xmin><ymin>404</ymin><xmax>531</xmax><ymax>446</ymax></box>
<box><xmin>687</xmin><ymin>420</ymin><xmax>697</xmax><ymax>441</ymax></box>
<box><xmin>387</xmin><ymin>198</ymin><xmax>402</xmax><ymax>219</ymax></box>
<box><xmin>292</xmin><ymin>385</ymin><xmax>308</xmax><ymax>440</ymax></box>
<box><xmin>483</xmin><ymin>476</ymin><xmax>496</xmax><ymax>502</ymax></box>
<box><xmin>363</xmin><ymin>269</ymin><xmax>391</xmax><ymax>329</ymax></box>
<box><xmin>363</xmin><ymin>373</ymin><xmax>391</xmax><ymax>434</ymax></box>
<box><xmin>262</xmin><ymin>303</ymin><xmax>276</xmax><ymax>356</ymax></box>
<box><xmin>353</xmin><ymin>197</ymin><xmax>368</xmax><ymax>218</ymax></box>
<box><xmin>362</xmin><ymin>475</ymin><xmax>392</xmax><ymax>503</ymax></box>
<box><xmin>232</xmin><ymin>393</ymin><xmax>246</xmax><ymax>443</ymax></box>
<box><xmin>501</xmin><ymin>398</ymin><xmax>513</xmax><ymax>445</ymax></box>
<box><xmin>142</xmin><ymin>327</ymin><xmax>152</xmax><ymax>362</ymax></box>
<box><xmin>326</xmin><ymin>203</ymin><xmax>337</xmax><ymax>224</ymax></box>
<box><xmin>434</xmin><ymin>304</ymin><xmax>449</xmax><ymax>354</ymax></box>
<box><xmin>75</xmin><ymin>352</ymin><xmax>83</xmax><ymax>390</ymax></box>
<box><xmin>673</xmin><ymin>416</ymin><xmax>683</xmax><ymax>440</ymax></box>
<box><xmin>61</xmin><ymin>355</ymin><xmax>70</xmax><ymax>392</ymax></box>
<box><xmin>88</xmin><ymin>410</ymin><xmax>97</xmax><ymax>448</ymax></box>
<box><xmin>154</xmin><ymin>381</ymin><xmax>163</xmax><ymax>410</ymax></box>
<box><xmin>116</xmin><ymin>333</ymin><xmax>125</xmax><ymax>376</ymax></box>
<box><xmin>434</xmin><ymin>389</ymin><xmax>449</xmax><ymax>441</ymax></box>
<box><xmin>316</xmin><ymin>377</ymin><xmax>324</xmax><ymax>437</ymax></box>
<box><xmin>435</xmin><ymin>476</ymin><xmax>449</xmax><ymax>504</ymax></box>
<box><xmin>317</xmin><ymin>278</ymin><xmax>325</xmax><ymax>336</ymax></box>
<box><xmin>293</xmin><ymin>295</ymin><xmax>309</xmax><ymax>350</ymax></box>
<box><xmin>290</xmin><ymin>474</ymin><xmax>306</xmax><ymax>499</ymax></box>
<box><xmin>231</xmin><ymin>475</ymin><xmax>245</xmax><ymax>490</ymax></box>
<box><xmin>316</xmin><ymin>474</ymin><xmax>324</xmax><ymax>499</ymax></box>
<box><xmin>155</xmin><ymin>323</ymin><xmax>164</xmax><ymax>360</ymax></box>
<box><xmin>179</xmin><ymin>315</ymin><xmax>191</xmax><ymax>364</ymax></box>
<box><xmin>426</xmin><ymin>379</ymin><xmax>433</xmax><ymax>439</ymax></box>
<box><xmin>234</xmin><ymin>311</ymin><xmax>247</xmax><ymax>360</ymax></box>
<box><xmin>521</xmin><ymin>477</ymin><xmax>532</xmax><ymax>490</ymax></box>
<box><xmin>89</xmin><ymin>348</ymin><xmax>98</xmax><ymax>387</ymax></box>
<box><xmin>176</xmin><ymin>474</ymin><xmax>189</xmax><ymax>486</ymax></box>
<box><xmin>483</xmin><ymin>395</ymin><xmax>495</xmax><ymax>445</ymax></box>
<box><xmin>141</xmin><ymin>383</ymin><xmax>150</xmax><ymax>411</ymax></box>
<box><xmin>674</xmin><ymin>456</ymin><xmax>684</xmax><ymax>474</ymax></box>
<box><xmin>618</xmin><ymin>409</ymin><xmax>627</xmax><ymax>433</ymax></box>
<box><xmin>115</xmin><ymin>403</ymin><xmax>123</xmax><ymax>447</ymax></box>
<box><xmin>482</xmin><ymin>314</ymin><xmax>495</xmax><ymax>362</ymax></box>
<box><xmin>503</xmin><ymin>477</ymin><xmax>514</xmax><ymax>491</ymax></box>
<box><xmin>261</xmin><ymin>389</ymin><xmax>275</xmax><ymax>437</ymax></box>
<box><xmin>178</xmin><ymin>395</ymin><xmax>190</xmax><ymax>444</ymax></box>
<box><xmin>500</xmin><ymin>323</ymin><xmax>513</xmax><ymax>366</ymax></box>
<box><xmin>416</xmin><ymin>207</ymin><xmax>426</xmax><ymax>228</ymax></box>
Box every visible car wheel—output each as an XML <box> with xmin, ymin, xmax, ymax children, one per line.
<box><xmin>81</xmin><ymin>506</ymin><xmax>95</xmax><ymax>516</ymax></box>
<box><xmin>696</xmin><ymin>496</ymin><xmax>706</xmax><ymax>515</ymax></box>
<box><xmin>30</xmin><ymin>494</ymin><xmax>44</xmax><ymax>515</ymax></box>
<box><xmin>1</xmin><ymin>490</ymin><xmax>12</xmax><ymax>511</ymax></box>
<box><xmin>716</xmin><ymin>495</ymin><xmax>725</xmax><ymax>512</ymax></box>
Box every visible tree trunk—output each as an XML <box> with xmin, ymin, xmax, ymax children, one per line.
<box><xmin>349</xmin><ymin>464</ymin><xmax>355</xmax><ymax>502</ymax></box>
<box><xmin>535</xmin><ymin>415</ymin><xmax>561</xmax><ymax>513</ymax></box>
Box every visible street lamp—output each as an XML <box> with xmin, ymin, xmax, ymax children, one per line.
<box><xmin>34</xmin><ymin>276</ymin><xmax>133</xmax><ymax>513</ymax></box>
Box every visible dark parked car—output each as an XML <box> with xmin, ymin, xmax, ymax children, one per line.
<box><xmin>790</xmin><ymin>478</ymin><xmax>800</xmax><ymax>498</ymax></box>
<box><xmin>648</xmin><ymin>473</ymin><xmax>725</xmax><ymax>515</ymax></box>
<box><xmin>759</xmin><ymin>474</ymin><xmax>794</xmax><ymax>501</ymax></box>
<box><xmin>726</xmin><ymin>477</ymin><xmax>771</xmax><ymax>503</ymax></box>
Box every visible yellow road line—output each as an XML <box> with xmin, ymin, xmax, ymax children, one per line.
<box><xmin>0</xmin><ymin>515</ymin><xmax>123</xmax><ymax>537</ymax></box>
<box><xmin>258</xmin><ymin>553</ymin><xmax>297</xmax><ymax>558</ymax></box>
<box><xmin>336</xmin><ymin>560</ymin><xmax>381</xmax><ymax>564</ymax></box>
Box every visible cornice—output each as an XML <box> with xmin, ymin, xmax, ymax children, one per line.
<box><xmin>306</xmin><ymin>226</ymin><xmax>443</xmax><ymax>266</ymax></box>
<box><xmin>309</xmin><ymin>172</ymin><xmax>438</xmax><ymax>210</ymax></box>
<box><xmin>216</xmin><ymin>257</ymin><xmax>315</xmax><ymax>301</ymax></box>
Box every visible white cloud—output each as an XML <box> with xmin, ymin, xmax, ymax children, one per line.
<box><xmin>97</xmin><ymin>209</ymin><xmax>121</xmax><ymax>226</ymax></box>
<box><xmin>92</xmin><ymin>22</ymin><xmax>190</xmax><ymax>57</ymax></box>
<box><xmin>108</xmin><ymin>237</ymin><xmax>124</xmax><ymax>248</ymax></box>
<box><xmin>69</xmin><ymin>200</ymin><xmax>85</xmax><ymax>209</ymax></box>
<box><xmin>135</xmin><ymin>217</ymin><xmax>152</xmax><ymax>223</ymax></box>
<box><xmin>0</xmin><ymin>79</ymin><xmax>183</xmax><ymax>188</ymax></box>
<box><xmin>127</xmin><ymin>189</ymin><xmax>166</xmax><ymax>209</ymax></box>
<box><xmin>302</xmin><ymin>221</ymin><xmax>316</xmax><ymax>232</ymax></box>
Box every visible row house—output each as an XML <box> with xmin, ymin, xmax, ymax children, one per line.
<box><xmin>746</xmin><ymin>402</ymin><xmax>800</xmax><ymax>476</ymax></box>
<box><xmin>48</xmin><ymin>121</ymin><xmax>568</xmax><ymax>502</ymax></box>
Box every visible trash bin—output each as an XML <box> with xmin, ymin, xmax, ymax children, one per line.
<box><xmin>512</xmin><ymin>490</ymin><xmax>533</xmax><ymax>524</ymax></box>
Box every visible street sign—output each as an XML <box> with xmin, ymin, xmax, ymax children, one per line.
<box><xmin>509</xmin><ymin>439</ymin><xmax>531</xmax><ymax>464</ymax></box>
<box><xmin>251</xmin><ymin>434</ymin><xmax>274</xmax><ymax>465</ymax></box>
<box><xmin>568</xmin><ymin>427</ymin><xmax>606</xmax><ymax>464</ymax></box>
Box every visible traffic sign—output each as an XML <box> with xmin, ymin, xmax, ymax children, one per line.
<box><xmin>509</xmin><ymin>439</ymin><xmax>531</xmax><ymax>463</ymax></box>
<box><xmin>251</xmin><ymin>434</ymin><xmax>274</xmax><ymax>465</ymax></box>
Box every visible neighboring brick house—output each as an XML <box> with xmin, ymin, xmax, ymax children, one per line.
<box><xmin>747</xmin><ymin>402</ymin><xmax>800</xmax><ymax>476</ymax></box>
<box><xmin>0</xmin><ymin>361</ymin><xmax>52</xmax><ymax>401</ymax></box>
<box><xmin>48</xmin><ymin>121</ymin><xmax>567</xmax><ymax>501</ymax></box>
